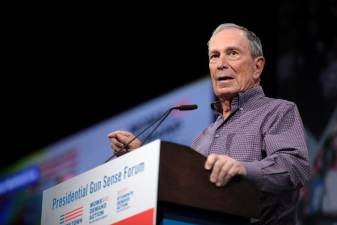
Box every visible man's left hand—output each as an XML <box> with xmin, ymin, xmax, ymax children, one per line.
<box><xmin>205</xmin><ymin>154</ymin><xmax>247</xmax><ymax>187</ymax></box>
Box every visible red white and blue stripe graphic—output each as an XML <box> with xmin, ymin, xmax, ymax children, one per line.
<box><xmin>113</xmin><ymin>208</ymin><xmax>154</xmax><ymax>225</ymax></box>
<box><xmin>59</xmin><ymin>206</ymin><xmax>83</xmax><ymax>224</ymax></box>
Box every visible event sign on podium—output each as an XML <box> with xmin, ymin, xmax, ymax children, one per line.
<box><xmin>41</xmin><ymin>140</ymin><xmax>161</xmax><ymax>225</ymax></box>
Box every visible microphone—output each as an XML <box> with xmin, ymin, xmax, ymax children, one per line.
<box><xmin>172</xmin><ymin>104</ymin><xmax>198</xmax><ymax>111</ymax></box>
<box><xmin>140</xmin><ymin>104</ymin><xmax>198</xmax><ymax>145</ymax></box>
<box><xmin>105</xmin><ymin>104</ymin><xmax>198</xmax><ymax>162</ymax></box>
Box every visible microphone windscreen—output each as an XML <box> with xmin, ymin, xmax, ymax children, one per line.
<box><xmin>176</xmin><ymin>104</ymin><xmax>198</xmax><ymax>111</ymax></box>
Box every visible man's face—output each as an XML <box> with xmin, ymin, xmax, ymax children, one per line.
<box><xmin>208</xmin><ymin>28</ymin><xmax>264</xmax><ymax>99</ymax></box>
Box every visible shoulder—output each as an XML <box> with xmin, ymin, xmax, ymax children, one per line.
<box><xmin>258</xmin><ymin>97</ymin><xmax>301</xmax><ymax>126</ymax></box>
<box><xmin>263</xmin><ymin>96</ymin><xmax>298</xmax><ymax>112</ymax></box>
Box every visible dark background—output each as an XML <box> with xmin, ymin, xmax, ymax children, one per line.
<box><xmin>2</xmin><ymin>1</ymin><xmax>336</xmax><ymax>170</ymax></box>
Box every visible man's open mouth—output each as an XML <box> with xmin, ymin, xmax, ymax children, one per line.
<box><xmin>217</xmin><ymin>76</ymin><xmax>234</xmax><ymax>81</ymax></box>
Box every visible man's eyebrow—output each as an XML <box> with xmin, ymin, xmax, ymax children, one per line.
<box><xmin>209</xmin><ymin>46</ymin><xmax>241</xmax><ymax>54</ymax></box>
<box><xmin>226</xmin><ymin>46</ymin><xmax>240</xmax><ymax>51</ymax></box>
<box><xmin>208</xmin><ymin>50</ymin><xmax>219</xmax><ymax>55</ymax></box>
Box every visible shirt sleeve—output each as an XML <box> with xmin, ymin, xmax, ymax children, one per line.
<box><xmin>241</xmin><ymin>102</ymin><xmax>311</xmax><ymax>193</ymax></box>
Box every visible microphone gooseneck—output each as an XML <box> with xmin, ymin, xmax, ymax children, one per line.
<box><xmin>105</xmin><ymin>104</ymin><xmax>198</xmax><ymax>163</ymax></box>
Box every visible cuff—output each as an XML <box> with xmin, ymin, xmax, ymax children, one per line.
<box><xmin>241</xmin><ymin>161</ymin><xmax>263</xmax><ymax>189</ymax></box>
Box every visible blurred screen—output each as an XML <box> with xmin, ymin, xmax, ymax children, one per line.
<box><xmin>0</xmin><ymin>77</ymin><xmax>213</xmax><ymax>225</ymax></box>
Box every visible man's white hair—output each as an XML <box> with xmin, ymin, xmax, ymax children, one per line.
<box><xmin>208</xmin><ymin>23</ymin><xmax>264</xmax><ymax>58</ymax></box>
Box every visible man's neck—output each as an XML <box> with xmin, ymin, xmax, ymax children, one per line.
<box><xmin>220</xmin><ymin>99</ymin><xmax>232</xmax><ymax>119</ymax></box>
<box><xmin>218</xmin><ymin>85</ymin><xmax>259</xmax><ymax>119</ymax></box>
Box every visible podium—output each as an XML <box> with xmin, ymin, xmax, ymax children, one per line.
<box><xmin>158</xmin><ymin>141</ymin><xmax>260</xmax><ymax>224</ymax></box>
<box><xmin>41</xmin><ymin>140</ymin><xmax>260</xmax><ymax>225</ymax></box>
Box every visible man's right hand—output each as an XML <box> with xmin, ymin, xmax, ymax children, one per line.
<box><xmin>107</xmin><ymin>130</ymin><xmax>142</xmax><ymax>156</ymax></box>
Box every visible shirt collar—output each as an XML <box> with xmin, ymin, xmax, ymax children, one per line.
<box><xmin>211</xmin><ymin>85</ymin><xmax>265</xmax><ymax>115</ymax></box>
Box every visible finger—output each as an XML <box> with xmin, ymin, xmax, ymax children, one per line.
<box><xmin>111</xmin><ymin>143</ymin><xmax>121</xmax><ymax>153</ymax></box>
<box><xmin>111</xmin><ymin>138</ymin><xmax>124</xmax><ymax>150</ymax></box>
<box><xmin>217</xmin><ymin>161</ymin><xmax>233</xmax><ymax>186</ymax></box>
<box><xmin>107</xmin><ymin>130</ymin><xmax>133</xmax><ymax>139</ymax></box>
<box><xmin>115</xmin><ymin>130</ymin><xmax>134</xmax><ymax>137</ymax></box>
<box><xmin>222</xmin><ymin>165</ymin><xmax>237</xmax><ymax>186</ymax></box>
<box><xmin>115</xmin><ymin>133</ymin><xmax>134</xmax><ymax>146</ymax></box>
<box><xmin>112</xmin><ymin>138</ymin><xmax>124</xmax><ymax>148</ymax></box>
<box><xmin>111</xmin><ymin>144</ymin><xmax>128</xmax><ymax>156</ymax></box>
<box><xmin>107</xmin><ymin>131</ymin><xmax>120</xmax><ymax>139</ymax></box>
<box><xmin>210</xmin><ymin>158</ymin><xmax>225</xmax><ymax>183</ymax></box>
<box><xmin>205</xmin><ymin>154</ymin><xmax>217</xmax><ymax>170</ymax></box>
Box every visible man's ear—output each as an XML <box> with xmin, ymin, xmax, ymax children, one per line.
<box><xmin>253</xmin><ymin>56</ymin><xmax>265</xmax><ymax>80</ymax></box>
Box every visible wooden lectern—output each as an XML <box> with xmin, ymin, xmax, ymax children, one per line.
<box><xmin>157</xmin><ymin>141</ymin><xmax>261</xmax><ymax>225</ymax></box>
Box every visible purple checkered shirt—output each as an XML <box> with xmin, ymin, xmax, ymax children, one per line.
<box><xmin>192</xmin><ymin>85</ymin><xmax>310</xmax><ymax>225</ymax></box>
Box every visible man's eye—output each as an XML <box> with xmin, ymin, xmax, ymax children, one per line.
<box><xmin>209</xmin><ymin>54</ymin><xmax>218</xmax><ymax>59</ymax></box>
<box><xmin>229</xmin><ymin>50</ymin><xmax>238</xmax><ymax>55</ymax></box>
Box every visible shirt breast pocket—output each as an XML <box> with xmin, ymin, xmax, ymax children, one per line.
<box><xmin>228</xmin><ymin>133</ymin><xmax>262</xmax><ymax>161</ymax></box>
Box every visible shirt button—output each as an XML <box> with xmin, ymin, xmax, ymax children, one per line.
<box><xmin>215</xmin><ymin>134</ymin><xmax>220</xmax><ymax>138</ymax></box>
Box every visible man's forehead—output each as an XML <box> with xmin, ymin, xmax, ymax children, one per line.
<box><xmin>209</xmin><ymin>30</ymin><xmax>249</xmax><ymax>51</ymax></box>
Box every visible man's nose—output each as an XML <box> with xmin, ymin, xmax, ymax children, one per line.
<box><xmin>216</xmin><ymin>55</ymin><xmax>228</xmax><ymax>69</ymax></box>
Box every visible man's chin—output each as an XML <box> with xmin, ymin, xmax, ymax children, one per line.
<box><xmin>215</xmin><ymin>88</ymin><xmax>238</xmax><ymax>98</ymax></box>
